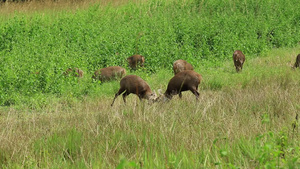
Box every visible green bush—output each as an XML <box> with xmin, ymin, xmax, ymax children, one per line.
<box><xmin>0</xmin><ymin>0</ymin><xmax>300</xmax><ymax>105</ymax></box>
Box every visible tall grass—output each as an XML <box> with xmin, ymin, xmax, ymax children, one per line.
<box><xmin>1</xmin><ymin>0</ymin><xmax>300</xmax><ymax>105</ymax></box>
<box><xmin>0</xmin><ymin>45</ymin><xmax>300</xmax><ymax>168</ymax></box>
<box><xmin>0</xmin><ymin>0</ymin><xmax>300</xmax><ymax>168</ymax></box>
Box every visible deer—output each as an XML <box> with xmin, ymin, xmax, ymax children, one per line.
<box><xmin>293</xmin><ymin>54</ymin><xmax>300</xmax><ymax>69</ymax></box>
<box><xmin>162</xmin><ymin>70</ymin><xmax>202</xmax><ymax>100</ymax></box>
<box><xmin>92</xmin><ymin>66</ymin><xmax>126</xmax><ymax>82</ymax></box>
<box><xmin>173</xmin><ymin>59</ymin><xmax>194</xmax><ymax>75</ymax></box>
<box><xmin>63</xmin><ymin>68</ymin><xmax>84</xmax><ymax>78</ymax></box>
<box><xmin>233</xmin><ymin>50</ymin><xmax>245</xmax><ymax>72</ymax></box>
<box><xmin>111</xmin><ymin>75</ymin><xmax>157</xmax><ymax>106</ymax></box>
<box><xmin>127</xmin><ymin>55</ymin><xmax>145</xmax><ymax>70</ymax></box>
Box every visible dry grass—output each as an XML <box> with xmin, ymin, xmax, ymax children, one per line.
<box><xmin>0</xmin><ymin>0</ymin><xmax>299</xmax><ymax>167</ymax></box>
<box><xmin>0</xmin><ymin>0</ymin><xmax>144</xmax><ymax>18</ymax></box>
<box><xmin>0</xmin><ymin>87</ymin><xmax>298</xmax><ymax>167</ymax></box>
<box><xmin>0</xmin><ymin>47</ymin><xmax>300</xmax><ymax>168</ymax></box>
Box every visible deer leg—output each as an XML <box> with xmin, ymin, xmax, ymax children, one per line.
<box><xmin>138</xmin><ymin>94</ymin><xmax>143</xmax><ymax>101</ymax></box>
<box><xmin>191</xmin><ymin>89</ymin><xmax>200</xmax><ymax>100</ymax></box>
<box><xmin>111</xmin><ymin>88</ymin><xmax>125</xmax><ymax>106</ymax></box>
<box><xmin>179</xmin><ymin>92</ymin><xmax>182</xmax><ymax>99</ymax></box>
<box><xmin>122</xmin><ymin>92</ymin><xmax>129</xmax><ymax>103</ymax></box>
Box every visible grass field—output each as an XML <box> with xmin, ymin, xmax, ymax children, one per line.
<box><xmin>0</xmin><ymin>0</ymin><xmax>300</xmax><ymax>168</ymax></box>
<box><xmin>1</xmin><ymin>47</ymin><xmax>300</xmax><ymax>168</ymax></box>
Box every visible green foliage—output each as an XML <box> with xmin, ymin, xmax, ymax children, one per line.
<box><xmin>0</xmin><ymin>2</ymin><xmax>300</xmax><ymax>167</ymax></box>
<box><xmin>116</xmin><ymin>157</ymin><xmax>137</xmax><ymax>169</ymax></box>
<box><xmin>250</xmin><ymin>115</ymin><xmax>300</xmax><ymax>168</ymax></box>
<box><xmin>0</xmin><ymin>0</ymin><xmax>300</xmax><ymax>105</ymax></box>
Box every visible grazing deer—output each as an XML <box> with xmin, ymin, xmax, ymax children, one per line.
<box><xmin>92</xmin><ymin>66</ymin><xmax>126</xmax><ymax>82</ymax></box>
<box><xmin>173</xmin><ymin>59</ymin><xmax>194</xmax><ymax>75</ymax></box>
<box><xmin>163</xmin><ymin>70</ymin><xmax>202</xmax><ymax>100</ymax></box>
<box><xmin>64</xmin><ymin>68</ymin><xmax>84</xmax><ymax>78</ymax></box>
<box><xmin>111</xmin><ymin>75</ymin><xmax>157</xmax><ymax>106</ymax></box>
<box><xmin>127</xmin><ymin>55</ymin><xmax>145</xmax><ymax>70</ymax></box>
<box><xmin>293</xmin><ymin>54</ymin><xmax>300</xmax><ymax>69</ymax></box>
<box><xmin>233</xmin><ymin>50</ymin><xmax>245</xmax><ymax>72</ymax></box>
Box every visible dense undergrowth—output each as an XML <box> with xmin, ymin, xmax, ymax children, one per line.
<box><xmin>0</xmin><ymin>0</ymin><xmax>300</xmax><ymax>168</ymax></box>
<box><xmin>0</xmin><ymin>0</ymin><xmax>300</xmax><ymax>105</ymax></box>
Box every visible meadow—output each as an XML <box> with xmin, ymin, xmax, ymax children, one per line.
<box><xmin>0</xmin><ymin>0</ymin><xmax>300</xmax><ymax>168</ymax></box>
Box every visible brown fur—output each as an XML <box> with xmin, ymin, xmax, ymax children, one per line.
<box><xmin>233</xmin><ymin>50</ymin><xmax>245</xmax><ymax>72</ymax></box>
<box><xmin>293</xmin><ymin>54</ymin><xmax>300</xmax><ymax>68</ymax></box>
<box><xmin>173</xmin><ymin>59</ymin><xmax>194</xmax><ymax>75</ymax></box>
<box><xmin>31</xmin><ymin>71</ymin><xmax>40</xmax><ymax>75</ymax></box>
<box><xmin>164</xmin><ymin>70</ymin><xmax>202</xmax><ymax>100</ymax></box>
<box><xmin>127</xmin><ymin>55</ymin><xmax>145</xmax><ymax>70</ymax></box>
<box><xmin>92</xmin><ymin>66</ymin><xmax>126</xmax><ymax>82</ymax></box>
<box><xmin>111</xmin><ymin>75</ymin><xmax>157</xmax><ymax>106</ymax></box>
<box><xmin>64</xmin><ymin>68</ymin><xmax>84</xmax><ymax>78</ymax></box>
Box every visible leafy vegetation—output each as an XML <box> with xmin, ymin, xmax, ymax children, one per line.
<box><xmin>1</xmin><ymin>0</ymin><xmax>300</xmax><ymax>104</ymax></box>
<box><xmin>0</xmin><ymin>0</ymin><xmax>300</xmax><ymax>168</ymax></box>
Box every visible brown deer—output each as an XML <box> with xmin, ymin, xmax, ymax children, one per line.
<box><xmin>293</xmin><ymin>54</ymin><xmax>300</xmax><ymax>69</ymax></box>
<box><xmin>64</xmin><ymin>68</ymin><xmax>84</xmax><ymax>78</ymax></box>
<box><xmin>127</xmin><ymin>55</ymin><xmax>145</xmax><ymax>70</ymax></box>
<box><xmin>92</xmin><ymin>66</ymin><xmax>126</xmax><ymax>82</ymax></box>
<box><xmin>173</xmin><ymin>59</ymin><xmax>194</xmax><ymax>75</ymax></box>
<box><xmin>163</xmin><ymin>70</ymin><xmax>202</xmax><ymax>100</ymax></box>
<box><xmin>233</xmin><ymin>50</ymin><xmax>245</xmax><ymax>72</ymax></box>
<box><xmin>111</xmin><ymin>75</ymin><xmax>157</xmax><ymax>106</ymax></box>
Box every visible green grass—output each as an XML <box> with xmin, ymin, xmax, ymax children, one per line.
<box><xmin>1</xmin><ymin>46</ymin><xmax>300</xmax><ymax>168</ymax></box>
<box><xmin>1</xmin><ymin>0</ymin><xmax>300</xmax><ymax>104</ymax></box>
<box><xmin>0</xmin><ymin>0</ymin><xmax>300</xmax><ymax>168</ymax></box>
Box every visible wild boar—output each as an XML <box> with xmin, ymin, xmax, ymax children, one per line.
<box><xmin>92</xmin><ymin>66</ymin><xmax>126</xmax><ymax>82</ymax></box>
<box><xmin>127</xmin><ymin>55</ymin><xmax>145</xmax><ymax>70</ymax></box>
<box><xmin>163</xmin><ymin>70</ymin><xmax>202</xmax><ymax>100</ymax></box>
<box><xmin>173</xmin><ymin>59</ymin><xmax>194</xmax><ymax>75</ymax></box>
<box><xmin>111</xmin><ymin>75</ymin><xmax>157</xmax><ymax>106</ymax></box>
<box><xmin>233</xmin><ymin>50</ymin><xmax>245</xmax><ymax>72</ymax></box>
